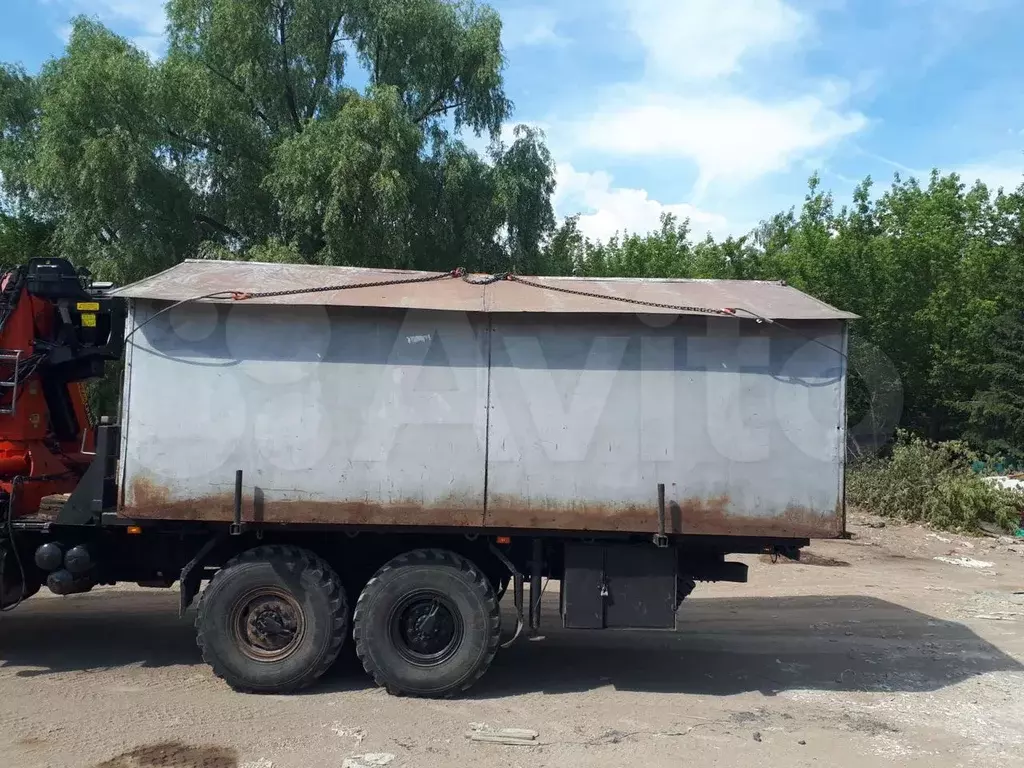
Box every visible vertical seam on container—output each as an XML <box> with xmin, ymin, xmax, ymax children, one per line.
<box><xmin>481</xmin><ymin>314</ymin><xmax>493</xmax><ymax>527</ymax></box>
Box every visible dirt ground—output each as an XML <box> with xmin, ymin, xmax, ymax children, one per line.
<box><xmin>2</xmin><ymin>513</ymin><xmax>1023</xmax><ymax>768</ymax></box>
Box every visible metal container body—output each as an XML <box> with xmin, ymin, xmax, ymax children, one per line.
<box><xmin>120</xmin><ymin>301</ymin><xmax>846</xmax><ymax>538</ymax></box>
<box><xmin>484</xmin><ymin>314</ymin><xmax>846</xmax><ymax>537</ymax></box>
<box><xmin>120</xmin><ymin>303</ymin><xmax>490</xmax><ymax>526</ymax></box>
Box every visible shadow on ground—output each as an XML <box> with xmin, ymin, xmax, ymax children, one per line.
<box><xmin>2</xmin><ymin>590</ymin><xmax>1019</xmax><ymax>699</ymax></box>
<box><xmin>0</xmin><ymin>592</ymin><xmax>198</xmax><ymax>675</ymax></box>
<box><xmin>474</xmin><ymin>593</ymin><xmax>1023</xmax><ymax>698</ymax></box>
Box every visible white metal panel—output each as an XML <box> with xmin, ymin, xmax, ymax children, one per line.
<box><xmin>483</xmin><ymin>315</ymin><xmax>846</xmax><ymax>537</ymax></box>
<box><xmin>120</xmin><ymin>299</ymin><xmax>847</xmax><ymax>537</ymax></box>
<box><xmin>120</xmin><ymin>301</ymin><xmax>489</xmax><ymax>525</ymax></box>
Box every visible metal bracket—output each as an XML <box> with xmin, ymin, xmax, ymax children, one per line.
<box><xmin>178</xmin><ymin>535</ymin><xmax>223</xmax><ymax>617</ymax></box>
<box><xmin>229</xmin><ymin>469</ymin><xmax>244</xmax><ymax>536</ymax></box>
<box><xmin>59</xmin><ymin>424</ymin><xmax>120</xmax><ymax>526</ymax></box>
<box><xmin>489</xmin><ymin>543</ymin><xmax>525</xmax><ymax>648</ymax></box>
<box><xmin>653</xmin><ymin>482</ymin><xmax>669</xmax><ymax>548</ymax></box>
<box><xmin>529</xmin><ymin>538</ymin><xmax>543</xmax><ymax>634</ymax></box>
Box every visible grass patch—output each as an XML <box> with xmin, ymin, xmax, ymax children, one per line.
<box><xmin>847</xmin><ymin>431</ymin><xmax>1022</xmax><ymax>533</ymax></box>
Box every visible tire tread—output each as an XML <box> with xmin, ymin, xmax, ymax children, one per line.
<box><xmin>195</xmin><ymin>544</ymin><xmax>348</xmax><ymax>693</ymax></box>
<box><xmin>352</xmin><ymin>548</ymin><xmax>500</xmax><ymax>698</ymax></box>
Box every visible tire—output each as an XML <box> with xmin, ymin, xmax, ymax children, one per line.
<box><xmin>0</xmin><ymin>556</ymin><xmax>39</xmax><ymax>608</ymax></box>
<box><xmin>195</xmin><ymin>545</ymin><xmax>348</xmax><ymax>694</ymax></box>
<box><xmin>353</xmin><ymin>549</ymin><xmax>500</xmax><ymax>698</ymax></box>
<box><xmin>0</xmin><ymin>580</ymin><xmax>38</xmax><ymax>608</ymax></box>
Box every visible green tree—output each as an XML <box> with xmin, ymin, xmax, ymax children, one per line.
<box><xmin>540</xmin><ymin>214</ymin><xmax>582</xmax><ymax>276</ymax></box>
<box><xmin>0</xmin><ymin>208</ymin><xmax>53</xmax><ymax>269</ymax></box>
<box><xmin>966</xmin><ymin>309</ymin><xmax>1024</xmax><ymax>461</ymax></box>
<box><xmin>0</xmin><ymin>0</ymin><xmax>554</xmax><ymax>280</ymax></box>
<box><xmin>535</xmin><ymin>168</ymin><xmax>1024</xmax><ymax>454</ymax></box>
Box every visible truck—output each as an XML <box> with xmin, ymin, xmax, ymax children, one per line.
<box><xmin>0</xmin><ymin>256</ymin><xmax>854</xmax><ymax>696</ymax></box>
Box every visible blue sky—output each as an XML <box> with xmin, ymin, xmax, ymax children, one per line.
<box><xmin>3</xmin><ymin>0</ymin><xmax>1023</xmax><ymax>242</ymax></box>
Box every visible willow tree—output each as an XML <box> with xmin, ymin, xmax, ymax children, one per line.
<box><xmin>0</xmin><ymin>0</ymin><xmax>555</xmax><ymax>281</ymax></box>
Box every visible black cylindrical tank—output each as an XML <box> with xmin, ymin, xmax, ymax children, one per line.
<box><xmin>34</xmin><ymin>542</ymin><xmax>63</xmax><ymax>572</ymax></box>
<box><xmin>64</xmin><ymin>545</ymin><xmax>92</xmax><ymax>575</ymax></box>
<box><xmin>46</xmin><ymin>569</ymin><xmax>94</xmax><ymax>596</ymax></box>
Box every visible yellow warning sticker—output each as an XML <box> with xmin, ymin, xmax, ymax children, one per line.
<box><xmin>76</xmin><ymin>301</ymin><xmax>100</xmax><ymax>311</ymax></box>
<box><xmin>81</xmin><ymin>313</ymin><xmax>97</xmax><ymax>328</ymax></box>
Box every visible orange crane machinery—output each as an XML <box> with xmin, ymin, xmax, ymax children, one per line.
<box><xmin>0</xmin><ymin>258</ymin><xmax>122</xmax><ymax>606</ymax></box>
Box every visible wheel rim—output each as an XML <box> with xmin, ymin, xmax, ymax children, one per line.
<box><xmin>388</xmin><ymin>590</ymin><xmax>464</xmax><ymax>667</ymax></box>
<box><xmin>230</xmin><ymin>587</ymin><xmax>306</xmax><ymax>662</ymax></box>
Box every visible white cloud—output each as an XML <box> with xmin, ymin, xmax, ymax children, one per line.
<box><xmin>955</xmin><ymin>156</ymin><xmax>1024</xmax><ymax>193</ymax></box>
<box><xmin>554</xmin><ymin>162</ymin><xmax>729</xmax><ymax>242</ymax></box>
<box><xmin>55</xmin><ymin>0</ymin><xmax>166</xmax><ymax>55</ymax></box>
<box><xmin>548</xmin><ymin>0</ymin><xmax>868</xmax><ymax>226</ymax></box>
<box><xmin>501</xmin><ymin>6</ymin><xmax>566</xmax><ymax>49</ymax></box>
<box><xmin>576</xmin><ymin>90</ymin><xmax>866</xmax><ymax>192</ymax></box>
<box><xmin>626</xmin><ymin>0</ymin><xmax>808</xmax><ymax>81</ymax></box>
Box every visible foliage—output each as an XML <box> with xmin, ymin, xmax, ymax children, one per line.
<box><xmin>965</xmin><ymin>309</ymin><xmax>1024</xmax><ymax>462</ymax></box>
<box><xmin>0</xmin><ymin>209</ymin><xmax>52</xmax><ymax>269</ymax></box>
<box><xmin>0</xmin><ymin>1</ymin><xmax>553</xmax><ymax>281</ymax></box>
<box><xmin>846</xmin><ymin>431</ymin><xmax>1022</xmax><ymax>533</ymax></box>
<box><xmin>539</xmin><ymin>169</ymin><xmax>1024</xmax><ymax>458</ymax></box>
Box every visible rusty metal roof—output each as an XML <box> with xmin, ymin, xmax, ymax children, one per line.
<box><xmin>112</xmin><ymin>259</ymin><xmax>858</xmax><ymax>320</ymax></box>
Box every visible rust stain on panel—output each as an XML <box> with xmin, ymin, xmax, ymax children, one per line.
<box><xmin>124</xmin><ymin>477</ymin><xmax>841</xmax><ymax>537</ymax></box>
<box><xmin>676</xmin><ymin>499</ymin><xmax>843</xmax><ymax>538</ymax></box>
<box><xmin>484</xmin><ymin>494</ymin><xmax>667</xmax><ymax>532</ymax></box>
<box><xmin>484</xmin><ymin>493</ymin><xmax>842</xmax><ymax>538</ymax></box>
<box><xmin>130</xmin><ymin>476</ymin><xmax>171</xmax><ymax>508</ymax></box>
<box><xmin>124</xmin><ymin>477</ymin><xmax>483</xmax><ymax>527</ymax></box>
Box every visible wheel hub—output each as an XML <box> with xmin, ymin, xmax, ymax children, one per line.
<box><xmin>232</xmin><ymin>588</ymin><xmax>305</xmax><ymax>662</ymax></box>
<box><xmin>391</xmin><ymin>592</ymin><xmax>463</xmax><ymax>666</ymax></box>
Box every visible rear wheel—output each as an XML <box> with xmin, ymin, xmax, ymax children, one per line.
<box><xmin>0</xmin><ymin>550</ymin><xmax>39</xmax><ymax>609</ymax></box>
<box><xmin>0</xmin><ymin>577</ymin><xmax>38</xmax><ymax>609</ymax></box>
<box><xmin>353</xmin><ymin>549</ymin><xmax>500</xmax><ymax>697</ymax></box>
<box><xmin>196</xmin><ymin>545</ymin><xmax>348</xmax><ymax>693</ymax></box>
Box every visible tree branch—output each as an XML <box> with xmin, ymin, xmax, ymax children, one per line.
<box><xmin>195</xmin><ymin>213</ymin><xmax>246</xmax><ymax>241</ymax></box>
<box><xmin>373</xmin><ymin>35</ymin><xmax>383</xmax><ymax>85</ymax></box>
<box><xmin>278</xmin><ymin>1</ymin><xmax>302</xmax><ymax>132</ymax></box>
<box><xmin>167</xmin><ymin>127</ymin><xmax>222</xmax><ymax>155</ymax></box>
<box><xmin>201</xmin><ymin>59</ymin><xmax>273</xmax><ymax>130</ymax></box>
<box><xmin>416</xmin><ymin>98</ymin><xmax>467</xmax><ymax>123</ymax></box>
<box><xmin>306</xmin><ymin>14</ymin><xmax>345</xmax><ymax>120</ymax></box>
<box><xmin>98</xmin><ymin>224</ymin><xmax>120</xmax><ymax>245</ymax></box>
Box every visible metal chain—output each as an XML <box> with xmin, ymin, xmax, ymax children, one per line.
<box><xmin>233</xmin><ymin>269</ymin><xmax>465</xmax><ymax>301</ymax></box>
<box><xmin>503</xmin><ymin>275</ymin><xmax>736</xmax><ymax>316</ymax></box>
<box><xmin>460</xmin><ymin>271</ymin><xmax>509</xmax><ymax>286</ymax></box>
<box><xmin>126</xmin><ymin>266</ymin><xmax>756</xmax><ymax>348</ymax></box>
<box><xmin>125</xmin><ymin>269</ymin><xmax>467</xmax><ymax>342</ymax></box>
<box><xmin>233</xmin><ymin>267</ymin><xmax>734</xmax><ymax>316</ymax></box>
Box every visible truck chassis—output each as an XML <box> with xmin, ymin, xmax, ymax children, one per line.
<box><xmin>0</xmin><ymin>257</ymin><xmax>810</xmax><ymax>695</ymax></box>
